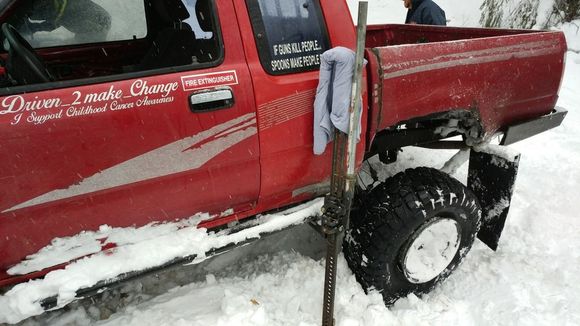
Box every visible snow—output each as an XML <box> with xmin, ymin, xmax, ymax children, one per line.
<box><xmin>474</xmin><ymin>144</ymin><xmax>520</xmax><ymax>163</ymax></box>
<box><xmin>473</xmin><ymin>143</ymin><xmax>522</xmax><ymax>170</ymax></box>
<box><xmin>0</xmin><ymin>199</ymin><xmax>323</xmax><ymax>324</ymax></box>
<box><xmin>483</xmin><ymin>197</ymin><xmax>511</xmax><ymax>222</ymax></box>
<box><xmin>4</xmin><ymin>2</ymin><xmax>580</xmax><ymax>325</ymax></box>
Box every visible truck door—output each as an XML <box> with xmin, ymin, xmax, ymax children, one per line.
<box><xmin>0</xmin><ymin>0</ymin><xmax>259</xmax><ymax>278</ymax></box>
<box><xmin>235</xmin><ymin>0</ymin><xmax>356</xmax><ymax>206</ymax></box>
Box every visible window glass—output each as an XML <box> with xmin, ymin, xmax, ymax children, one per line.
<box><xmin>247</xmin><ymin>0</ymin><xmax>330</xmax><ymax>75</ymax></box>
<box><xmin>10</xmin><ymin>0</ymin><xmax>147</xmax><ymax>48</ymax></box>
<box><xmin>0</xmin><ymin>0</ymin><xmax>224</xmax><ymax>88</ymax></box>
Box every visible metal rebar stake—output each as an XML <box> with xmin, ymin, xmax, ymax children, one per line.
<box><xmin>320</xmin><ymin>2</ymin><xmax>368</xmax><ymax>326</ymax></box>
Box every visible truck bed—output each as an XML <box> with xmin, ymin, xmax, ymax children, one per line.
<box><xmin>365</xmin><ymin>24</ymin><xmax>567</xmax><ymax>139</ymax></box>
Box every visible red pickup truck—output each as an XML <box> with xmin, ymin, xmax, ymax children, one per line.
<box><xmin>0</xmin><ymin>0</ymin><xmax>567</xmax><ymax>314</ymax></box>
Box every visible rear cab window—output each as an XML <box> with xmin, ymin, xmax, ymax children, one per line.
<box><xmin>246</xmin><ymin>0</ymin><xmax>330</xmax><ymax>75</ymax></box>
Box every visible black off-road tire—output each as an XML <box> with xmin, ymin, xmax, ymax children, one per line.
<box><xmin>344</xmin><ymin>167</ymin><xmax>482</xmax><ymax>304</ymax></box>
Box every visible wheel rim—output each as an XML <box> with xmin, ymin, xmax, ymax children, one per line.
<box><xmin>400</xmin><ymin>217</ymin><xmax>461</xmax><ymax>284</ymax></box>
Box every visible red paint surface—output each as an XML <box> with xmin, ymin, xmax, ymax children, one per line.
<box><xmin>366</xmin><ymin>24</ymin><xmax>566</xmax><ymax>139</ymax></box>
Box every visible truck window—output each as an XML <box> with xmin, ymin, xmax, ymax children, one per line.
<box><xmin>10</xmin><ymin>0</ymin><xmax>146</xmax><ymax>48</ymax></box>
<box><xmin>246</xmin><ymin>0</ymin><xmax>330</xmax><ymax>75</ymax></box>
<box><xmin>0</xmin><ymin>0</ymin><xmax>223</xmax><ymax>88</ymax></box>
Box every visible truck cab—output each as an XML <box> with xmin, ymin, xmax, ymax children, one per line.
<box><xmin>0</xmin><ymin>0</ymin><xmax>360</xmax><ymax>287</ymax></box>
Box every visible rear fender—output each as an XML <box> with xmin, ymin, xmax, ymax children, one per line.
<box><xmin>467</xmin><ymin>146</ymin><xmax>521</xmax><ymax>251</ymax></box>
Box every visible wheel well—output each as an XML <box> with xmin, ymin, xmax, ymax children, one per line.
<box><xmin>367</xmin><ymin>109</ymin><xmax>484</xmax><ymax>160</ymax></box>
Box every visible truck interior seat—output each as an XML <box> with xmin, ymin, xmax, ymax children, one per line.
<box><xmin>138</xmin><ymin>0</ymin><xmax>197</xmax><ymax>70</ymax></box>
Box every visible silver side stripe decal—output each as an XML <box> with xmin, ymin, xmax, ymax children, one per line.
<box><xmin>4</xmin><ymin>113</ymin><xmax>257</xmax><ymax>213</ymax></box>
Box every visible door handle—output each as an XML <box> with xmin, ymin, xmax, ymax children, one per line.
<box><xmin>189</xmin><ymin>87</ymin><xmax>235</xmax><ymax>112</ymax></box>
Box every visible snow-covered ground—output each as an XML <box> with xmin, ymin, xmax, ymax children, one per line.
<box><xmin>5</xmin><ymin>2</ymin><xmax>580</xmax><ymax>325</ymax></box>
<box><xmin>0</xmin><ymin>200</ymin><xmax>324</xmax><ymax>324</ymax></box>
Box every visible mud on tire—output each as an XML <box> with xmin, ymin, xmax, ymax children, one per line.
<box><xmin>344</xmin><ymin>167</ymin><xmax>482</xmax><ymax>304</ymax></box>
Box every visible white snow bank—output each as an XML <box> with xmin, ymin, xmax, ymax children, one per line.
<box><xmin>93</xmin><ymin>252</ymin><xmax>404</xmax><ymax>326</ymax></box>
<box><xmin>7</xmin><ymin>214</ymin><xmax>212</xmax><ymax>276</ymax></box>
<box><xmin>0</xmin><ymin>199</ymin><xmax>323</xmax><ymax>324</ymax></box>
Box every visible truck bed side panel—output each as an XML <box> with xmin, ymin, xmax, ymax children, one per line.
<box><xmin>366</xmin><ymin>24</ymin><xmax>537</xmax><ymax>47</ymax></box>
<box><xmin>369</xmin><ymin>27</ymin><xmax>566</xmax><ymax>136</ymax></box>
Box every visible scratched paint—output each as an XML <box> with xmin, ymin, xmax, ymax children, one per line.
<box><xmin>381</xmin><ymin>40</ymin><xmax>560</xmax><ymax>79</ymax></box>
<box><xmin>258</xmin><ymin>89</ymin><xmax>316</xmax><ymax>130</ymax></box>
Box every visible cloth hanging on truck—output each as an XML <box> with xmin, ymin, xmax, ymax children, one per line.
<box><xmin>313</xmin><ymin>47</ymin><xmax>365</xmax><ymax>155</ymax></box>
